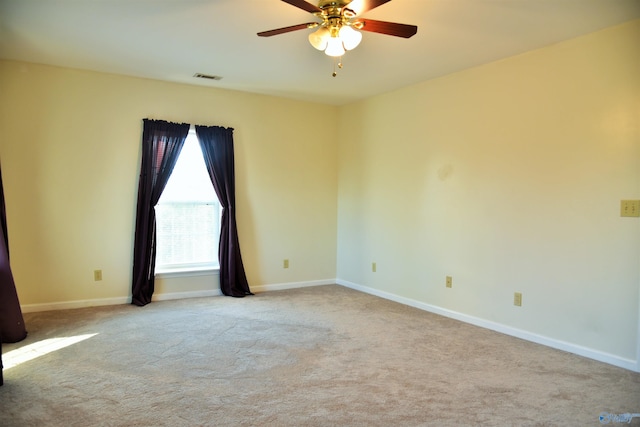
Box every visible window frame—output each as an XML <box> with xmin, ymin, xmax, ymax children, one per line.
<box><xmin>153</xmin><ymin>128</ymin><xmax>221</xmax><ymax>276</ymax></box>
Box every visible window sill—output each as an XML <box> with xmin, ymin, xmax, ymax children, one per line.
<box><xmin>154</xmin><ymin>266</ymin><xmax>220</xmax><ymax>279</ymax></box>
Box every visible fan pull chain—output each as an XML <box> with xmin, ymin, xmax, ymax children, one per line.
<box><xmin>332</xmin><ymin>56</ymin><xmax>344</xmax><ymax>77</ymax></box>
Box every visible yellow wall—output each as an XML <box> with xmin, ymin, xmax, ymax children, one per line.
<box><xmin>337</xmin><ymin>20</ymin><xmax>640</xmax><ymax>362</ymax></box>
<box><xmin>0</xmin><ymin>62</ymin><xmax>339</xmax><ymax>305</ymax></box>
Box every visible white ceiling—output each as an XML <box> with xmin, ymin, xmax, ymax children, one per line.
<box><xmin>1</xmin><ymin>0</ymin><xmax>639</xmax><ymax>105</ymax></box>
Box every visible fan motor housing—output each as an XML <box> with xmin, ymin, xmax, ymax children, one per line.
<box><xmin>318</xmin><ymin>0</ymin><xmax>352</xmax><ymax>8</ymax></box>
<box><xmin>317</xmin><ymin>0</ymin><xmax>354</xmax><ymax>21</ymax></box>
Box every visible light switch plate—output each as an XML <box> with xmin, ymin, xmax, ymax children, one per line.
<box><xmin>621</xmin><ymin>200</ymin><xmax>640</xmax><ymax>217</ymax></box>
<box><xmin>514</xmin><ymin>292</ymin><xmax>522</xmax><ymax>307</ymax></box>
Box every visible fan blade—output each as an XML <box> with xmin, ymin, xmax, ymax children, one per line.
<box><xmin>354</xmin><ymin>18</ymin><xmax>417</xmax><ymax>38</ymax></box>
<box><xmin>258</xmin><ymin>22</ymin><xmax>316</xmax><ymax>37</ymax></box>
<box><xmin>282</xmin><ymin>0</ymin><xmax>322</xmax><ymax>14</ymax></box>
<box><xmin>350</xmin><ymin>0</ymin><xmax>392</xmax><ymax>15</ymax></box>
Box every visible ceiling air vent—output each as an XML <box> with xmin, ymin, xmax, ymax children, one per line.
<box><xmin>193</xmin><ymin>73</ymin><xmax>222</xmax><ymax>81</ymax></box>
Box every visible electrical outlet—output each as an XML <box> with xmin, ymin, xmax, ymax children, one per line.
<box><xmin>94</xmin><ymin>270</ymin><xmax>102</xmax><ymax>281</ymax></box>
<box><xmin>446</xmin><ymin>276</ymin><xmax>452</xmax><ymax>288</ymax></box>
<box><xmin>514</xmin><ymin>292</ymin><xmax>522</xmax><ymax>307</ymax></box>
<box><xmin>283</xmin><ymin>259</ymin><xmax>289</xmax><ymax>269</ymax></box>
<box><xmin>620</xmin><ymin>200</ymin><xmax>640</xmax><ymax>217</ymax></box>
<box><xmin>372</xmin><ymin>262</ymin><xmax>376</xmax><ymax>273</ymax></box>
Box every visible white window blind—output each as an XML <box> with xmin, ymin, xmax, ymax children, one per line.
<box><xmin>155</xmin><ymin>129</ymin><xmax>221</xmax><ymax>271</ymax></box>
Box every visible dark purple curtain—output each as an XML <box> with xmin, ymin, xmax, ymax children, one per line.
<box><xmin>195</xmin><ymin>125</ymin><xmax>252</xmax><ymax>297</ymax></box>
<box><xmin>0</xmin><ymin>162</ymin><xmax>27</xmax><ymax>387</ymax></box>
<box><xmin>131</xmin><ymin>119</ymin><xmax>190</xmax><ymax>306</ymax></box>
<box><xmin>0</xmin><ymin>165</ymin><xmax>8</xmax><ymax>261</ymax></box>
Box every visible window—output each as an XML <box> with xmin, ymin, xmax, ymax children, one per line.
<box><xmin>155</xmin><ymin>128</ymin><xmax>221</xmax><ymax>272</ymax></box>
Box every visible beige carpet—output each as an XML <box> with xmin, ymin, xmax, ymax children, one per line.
<box><xmin>1</xmin><ymin>285</ymin><xmax>638</xmax><ymax>426</ymax></box>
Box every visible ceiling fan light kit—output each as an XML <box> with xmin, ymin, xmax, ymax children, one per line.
<box><xmin>258</xmin><ymin>0</ymin><xmax>417</xmax><ymax>75</ymax></box>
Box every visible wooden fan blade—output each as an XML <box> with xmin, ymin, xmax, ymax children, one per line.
<box><xmin>257</xmin><ymin>22</ymin><xmax>316</xmax><ymax>37</ymax></box>
<box><xmin>354</xmin><ymin>18</ymin><xmax>417</xmax><ymax>38</ymax></box>
<box><xmin>282</xmin><ymin>0</ymin><xmax>322</xmax><ymax>14</ymax></box>
<box><xmin>350</xmin><ymin>0</ymin><xmax>392</xmax><ymax>15</ymax></box>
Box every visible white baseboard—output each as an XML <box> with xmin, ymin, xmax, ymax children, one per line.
<box><xmin>336</xmin><ymin>279</ymin><xmax>638</xmax><ymax>373</ymax></box>
<box><xmin>250</xmin><ymin>279</ymin><xmax>336</xmax><ymax>293</ymax></box>
<box><xmin>21</xmin><ymin>297</ymin><xmax>131</xmax><ymax>313</ymax></box>
<box><xmin>152</xmin><ymin>289</ymin><xmax>222</xmax><ymax>301</ymax></box>
<box><xmin>152</xmin><ymin>278</ymin><xmax>335</xmax><ymax>299</ymax></box>
<box><xmin>19</xmin><ymin>279</ymin><xmax>336</xmax><ymax>313</ymax></box>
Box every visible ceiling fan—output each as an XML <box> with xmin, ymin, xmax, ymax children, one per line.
<box><xmin>258</xmin><ymin>0</ymin><xmax>418</xmax><ymax>75</ymax></box>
